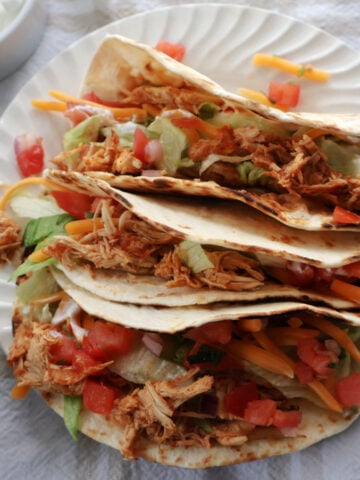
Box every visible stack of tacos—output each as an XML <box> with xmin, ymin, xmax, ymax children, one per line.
<box><xmin>4</xmin><ymin>35</ymin><xmax>360</xmax><ymax>468</ymax></box>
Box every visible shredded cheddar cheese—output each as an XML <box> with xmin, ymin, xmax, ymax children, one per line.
<box><xmin>253</xmin><ymin>53</ymin><xmax>330</xmax><ymax>82</ymax></box>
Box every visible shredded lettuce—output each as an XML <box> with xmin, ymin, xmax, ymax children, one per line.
<box><xmin>199</xmin><ymin>154</ymin><xmax>252</xmax><ymax>175</ymax></box>
<box><xmin>244</xmin><ymin>362</ymin><xmax>324</xmax><ymax>407</ymax></box>
<box><xmin>110</xmin><ymin>342</ymin><xmax>186</xmax><ymax>383</ymax></box>
<box><xmin>63</xmin><ymin>395</ymin><xmax>82</xmax><ymax>441</ymax></box>
<box><xmin>17</xmin><ymin>268</ymin><xmax>59</xmax><ymax>304</ymax></box>
<box><xmin>178</xmin><ymin>240</ymin><xmax>214</xmax><ymax>273</ymax></box>
<box><xmin>11</xmin><ymin>256</ymin><xmax>56</xmax><ymax>280</ymax></box>
<box><xmin>319</xmin><ymin>138</ymin><xmax>360</xmax><ymax>177</ymax></box>
<box><xmin>209</xmin><ymin>111</ymin><xmax>290</xmax><ymax>137</ymax></box>
<box><xmin>148</xmin><ymin>117</ymin><xmax>188</xmax><ymax>174</ymax></box>
<box><xmin>63</xmin><ymin>114</ymin><xmax>109</xmax><ymax>151</ymax></box>
<box><xmin>102</xmin><ymin>122</ymin><xmax>144</xmax><ymax>148</ymax></box>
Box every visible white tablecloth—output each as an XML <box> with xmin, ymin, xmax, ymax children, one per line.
<box><xmin>1</xmin><ymin>1</ymin><xmax>360</xmax><ymax>479</ymax></box>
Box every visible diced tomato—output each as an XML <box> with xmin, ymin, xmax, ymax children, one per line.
<box><xmin>244</xmin><ymin>399</ymin><xmax>277</xmax><ymax>426</ymax></box>
<box><xmin>49</xmin><ymin>335</ymin><xmax>77</xmax><ymax>365</ymax></box>
<box><xmin>267</xmin><ymin>263</ymin><xmax>315</xmax><ymax>288</ymax></box>
<box><xmin>334</xmin><ymin>372</ymin><xmax>360</xmax><ymax>407</ymax></box>
<box><xmin>73</xmin><ymin>349</ymin><xmax>101</xmax><ymax>370</ymax></box>
<box><xmin>295</xmin><ymin>360</ymin><xmax>314</xmax><ymax>384</ymax></box>
<box><xmin>223</xmin><ymin>382</ymin><xmax>259</xmax><ymax>417</ymax></box>
<box><xmin>82</xmin><ymin>378</ymin><xmax>118</xmax><ymax>415</ymax></box>
<box><xmin>342</xmin><ymin>261</ymin><xmax>360</xmax><ymax>278</ymax></box>
<box><xmin>81</xmin><ymin>91</ymin><xmax>127</xmax><ymax>108</ymax></box>
<box><xmin>51</xmin><ymin>190</ymin><xmax>94</xmax><ymax>219</ymax></box>
<box><xmin>83</xmin><ymin>321</ymin><xmax>134</xmax><ymax>361</ymax></box>
<box><xmin>286</xmin><ymin>261</ymin><xmax>315</xmax><ymax>287</ymax></box>
<box><xmin>64</xmin><ymin>107</ymin><xmax>91</xmax><ymax>126</ymax></box>
<box><xmin>171</xmin><ymin>117</ymin><xmax>202</xmax><ymax>130</ymax></box>
<box><xmin>155</xmin><ymin>40</ymin><xmax>186</xmax><ymax>61</ymax></box>
<box><xmin>133</xmin><ymin>127</ymin><xmax>150</xmax><ymax>164</ymax></box>
<box><xmin>272</xmin><ymin>409</ymin><xmax>302</xmax><ymax>428</ymax></box>
<box><xmin>185</xmin><ymin>321</ymin><xmax>233</xmax><ymax>345</ymax></box>
<box><xmin>14</xmin><ymin>133</ymin><xmax>44</xmax><ymax>177</ymax></box>
<box><xmin>268</xmin><ymin>81</ymin><xmax>300</xmax><ymax>109</ymax></box>
<box><xmin>297</xmin><ymin>337</ymin><xmax>335</xmax><ymax>377</ymax></box>
<box><xmin>333</xmin><ymin>206</ymin><xmax>360</xmax><ymax>225</ymax></box>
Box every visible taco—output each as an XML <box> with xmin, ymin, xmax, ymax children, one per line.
<box><xmin>7</xmin><ymin>267</ymin><xmax>360</xmax><ymax>467</ymax></box>
<box><xmin>7</xmin><ymin>168</ymin><xmax>360</xmax><ymax>310</ymax></box>
<box><xmin>42</xmin><ymin>35</ymin><xmax>360</xmax><ymax>231</ymax></box>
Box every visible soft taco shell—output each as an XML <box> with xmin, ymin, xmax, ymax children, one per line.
<box><xmin>52</xmin><ymin>269</ymin><xmax>360</xmax><ymax>332</ymax></box>
<box><xmin>82</xmin><ymin>35</ymin><xmax>360</xmax><ymax>137</ymax></box>
<box><xmin>81</xmin><ymin>35</ymin><xmax>360</xmax><ymax>231</ymax></box>
<box><xmin>54</xmin><ymin>264</ymin><xmax>358</xmax><ymax>310</ymax></box>
<box><xmin>45</xmin><ymin>169</ymin><xmax>360</xmax><ymax>269</ymax></box>
<box><xmin>43</xmin><ymin>392</ymin><xmax>358</xmax><ymax>468</ymax></box>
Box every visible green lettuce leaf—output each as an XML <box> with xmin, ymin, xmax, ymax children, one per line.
<box><xmin>10</xmin><ymin>256</ymin><xmax>56</xmax><ymax>280</ymax></box>
<box><xmin>148</xmin><ymin>117</ymin><xmax>188</xmax><ymax>174</ymax></box>
<box><xmin>16</xmin><ymin>268</ymin><xmax>59</xmax><ymax>304</ymax></box>
<box><xmin>63</xmin><ymin>395</ymin><xmax>82</xmax><ymax>441</ymax></box>
<box><xmin>63</xmin><ymin>114</ymin><xmax>109</xmax><ymax>151</ymax></box>
<box><xmin>23</xmin><ymin>213</ymin><xmax>73</xmax><ymax>248</ymax></box>
<box><xmin>11</xmin><ymin>213</ymin><xmax>73</xmax><ymax>280</ymax></box>
<box><xmin>209</xmin><ymin>111</ymin><xmax>290</xmax><ymax>137</ymax></box>
<box><xmin>319</xmin><ymin>138</ymin><xmax>360</xmax><ymax>177</ymax></box>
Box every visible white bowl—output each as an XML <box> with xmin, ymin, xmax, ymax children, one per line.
<box><xmin>0</xmin><ymin>0</ymin><xmax>46</xmax><ymax>80</ymax></box>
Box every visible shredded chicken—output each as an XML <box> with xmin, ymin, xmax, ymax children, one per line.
<box><xmin>155</xmin><ymin>247</ymin><xmax>265</xmax><ymax>291</ymax></box>
<box><xmin>45</xmin><ymin>212</ymin><xmax>175</xmax><ymax>272</ymax></box>
<box><xmin>46</xmin><ymin>235</ymin><xmax>161</xmax><ymax>273</ymax></box>
<box><xmin>124</xmin><ymin>86</ymin><xmax>222</xmax><ymax>114</ymax></box>
<box><xmin>8</xmin><ymin>321</ymin><xmax>109</xmax><ymax>396</ymax></box>
<box><xmin>110</xmin><ymin>368</ymin><xmax>214</xmax><ymax>459</ymax></box>
<box><xmin>0</xmin><ymin>211</ymin><xmax>22</xmax><ymax>264</ymax></box>
<box><xmin>190</xmin><ymin>126</ymin><xmax>360</xmax><ymax>211</ymax></box>
<box><xmin>45</xmin><ymin>203</ymin><xmax>265</xmax><ymax>291</ymax></box>
<box><xmin>52</xmin><ymin>131</ymin><xmax>143</xmax><ymax>175</ymax></box>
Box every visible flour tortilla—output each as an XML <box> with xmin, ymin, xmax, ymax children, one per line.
<box><xmin>52</xmin><ymin>269</ymin><xmax>360</xmax><ymax>331</ymax></box>
<box><xmin>82</xmin><ymin>35</ymin><xmax>360</xmax><ymax>137</ymax></box>
<box><xmin>81</xmin><ymin>34</ymin><xmax>360</xmax><ymax>231</ymax></box>
<box><xmin>44</xmin><ymin>392</ymin><xmax>358</xmax><ymax>468</ymax></box>
<box><xmin>47</xmin><ymin>268</ymin><xmax>360</xmax><ymax>468</ymax></box>
<box><xmin>54</xmin><ymin>264</ymin><xmax>358</xmax><ymax>310</ymax></box>
<box><xmin>45</xmin><ymin>169</ymin><xmax>360</xmax><ymax>269</ymax></box>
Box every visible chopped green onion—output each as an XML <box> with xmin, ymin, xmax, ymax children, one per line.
<box><xmin>178</xmin><ymin>240</ymin><xmax>214</xmax><ymax>273</ymax></box>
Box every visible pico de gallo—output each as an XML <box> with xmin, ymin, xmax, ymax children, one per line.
<box><xmin>7</xmin><ymin>274</ymin><xmax>360</xmax><ymax>457</ymax></box>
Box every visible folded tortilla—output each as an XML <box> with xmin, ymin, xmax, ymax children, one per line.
<box><xmin>8</xmin><ymin>269</ymin><xmax>360</xmax><ymax>467</ymax></box>
<box><xmin>42</xmin><ymin>169</ymin><xmax>360</xmax><ymax>309</ymax></box>
<box><xmin>58</xmin><ymin>34</ymin><xmax>360</xmax><ymax>231</ymax></box>
<box><xmin>52</xmin><ymin>268</ymin><xmax>360</xmax><ymax>331</ymax></box>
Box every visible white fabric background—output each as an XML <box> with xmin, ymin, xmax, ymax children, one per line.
<box><xmin>1</xmin><ymin>1</ymin><xmax>360</xmax><ymax>479</ymax></box>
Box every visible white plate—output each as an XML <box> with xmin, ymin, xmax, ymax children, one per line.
<box><xmin>2</xmin><ymin>3</ymin><xmax>360</xmax><ymax>350</ymax></box>
<box><xmin>1</xmin><ymin>4</ymin><xmax>360</xmax><ymax>476</ymax></box>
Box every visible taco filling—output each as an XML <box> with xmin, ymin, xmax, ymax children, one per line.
<box><xmin>31</xmin><ymin>35</ymin><xmax>360</xmax><ymax>230</ymax></box>
<box><xmin>8</xmin><ymin>272</ymin><xmax>360</xmax><ymax>461</ymax></box>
